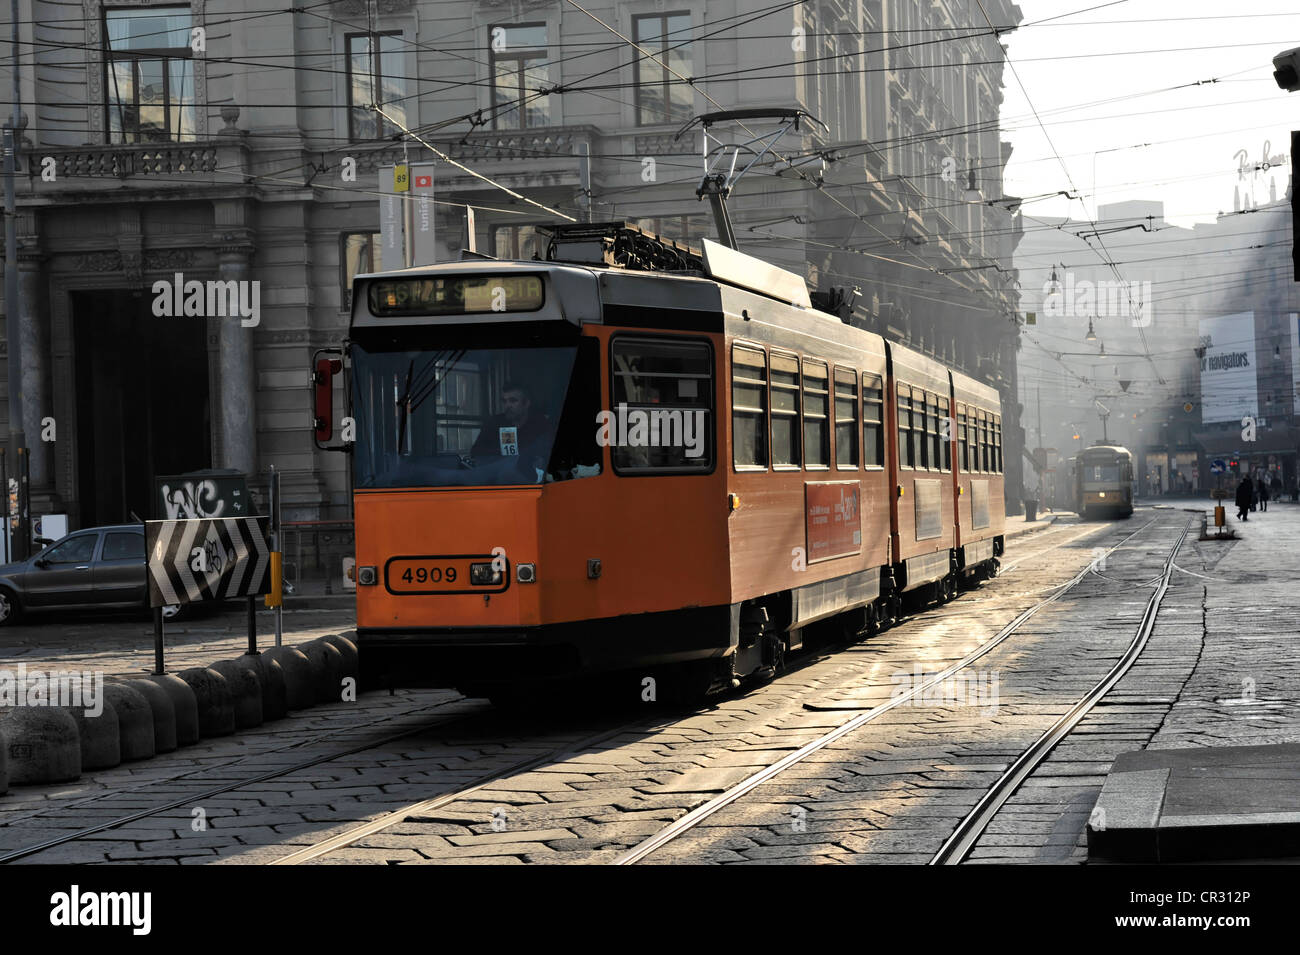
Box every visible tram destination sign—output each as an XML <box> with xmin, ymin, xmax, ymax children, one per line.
<box><xmin>368</xmin><ymin>274</ymin><xmax>545</xmax><ymax>316</ymax></box>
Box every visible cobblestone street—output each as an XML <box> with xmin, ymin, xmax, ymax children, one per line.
<box><xmin>3</xmin><ymin>505</ymin><xmax>1292</xmax><ymax>867</ymax></box>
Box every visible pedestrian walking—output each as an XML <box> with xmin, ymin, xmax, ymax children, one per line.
<box><xmin>1257</xmin><ymin>477</ymin><xmax>1270</xmax><ymax>512</ymax></box>
<box><xmin>1235</xmin><ymin>476</ymin><xmax>1254</xmax><ymax>521</ymax></box>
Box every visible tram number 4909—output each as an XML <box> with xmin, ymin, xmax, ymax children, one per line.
<box><xmin>401</xmin><ymin>565</ymin><xmax>457</xmax><ymax>584</ymax></box>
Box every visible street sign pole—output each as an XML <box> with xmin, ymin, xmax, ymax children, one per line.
<box><xmin>153</xmin><ymin>606</ymin><xmax>165</xmax><ymax>675</ymax></box>
<box><xmin>268</xmin><ymin>467</ymin><xmax>283</xmax><ymax>647</ymax></box>
<box><xmin>247</xmin><ymin>595</ymin><xmax>257</xmax><ymax>656</ymax></box>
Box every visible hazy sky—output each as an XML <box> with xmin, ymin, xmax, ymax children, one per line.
<box><xmin>1002</xmin><ymin>1</ymin><xmax>1300</xmax><ymax>228</ymax></box>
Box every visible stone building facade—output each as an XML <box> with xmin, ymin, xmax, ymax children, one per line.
<box><xmin>2</xmin><ymin>0</ymin><xmax>1025</xmax><ymax>532</ymax></box>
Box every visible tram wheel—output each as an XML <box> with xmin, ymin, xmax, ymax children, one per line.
<box><xmin>940</xmin><ymin>574</ymin><xmax>957</xmax><ymax>602</ymax></box>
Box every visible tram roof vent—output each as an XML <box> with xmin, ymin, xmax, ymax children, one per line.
<box><xmin>543</xmin><ymin>222</ymin><xmax>813</xmax><ymax>310</ymax></box>
<box><xmin>699</xmin><ymin>238</ymin><xmax>812</xmax><ymax>309</ymax></box>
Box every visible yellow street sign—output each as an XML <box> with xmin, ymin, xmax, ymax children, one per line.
<box><xmin>394</xmin><ymin>164</ymin><xmax>410</xmax><ymax>193</ymax></box>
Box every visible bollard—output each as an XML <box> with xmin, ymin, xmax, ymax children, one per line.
<box><xmin>231</xmin><ymin>653</ymin><xmax>288</xmax><ymax>721</ymax></box>
<box><xmin>63</xmin><ymin>700</ymin><xmax>121</xmax><ymax>771</ymax></box>
<box><xmin>147</xmin><ymin>673</ymin><xmax>200</xmax><ymax>746</ymax></box>
<box><xmin>322</xmin><ymin>633</ymin><xmax>359</xmax><ymax>683</ymax></box>
<box><xmin>102</xmin><ymin>684</ymin><xmax>155</xmax><ymax>762</ymax></box>
<box><xmin>298</xmin><ymin>639</ymin><xmax>345</xmax><ymax>704</ymax></box>
<box><xmin>178</xmin><ymin>667</ymin><xmax>236</xmax><ymax>738</ymax></box>
<box><xmin>0</xmin><ymin>707</ymin><xmax>81</xmax><ymax>785</ymax></box>
<box><xmin>263</xmin><ymin>646</ymin><xmax>315</xmax><ymax>711</ymax></box>
<box><xmin>208</xmin><ymin>660</ymin><xmax>264</xmax><ymax>730</ymax></box>
<box><xmin>123</xmin><ymin>678</ymin><xmax>178</xmax><ymax>754</ymax></box>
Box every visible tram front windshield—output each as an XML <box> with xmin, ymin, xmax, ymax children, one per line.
<box><xmin>1084</xmin><ymin>464</ymin><xmax>1121</xmax><ymax>483</ymax></box>
<box><xmin>352</xmin><ymin>342</ymin><xmax>601</xmax><ymax>488</ymax></box>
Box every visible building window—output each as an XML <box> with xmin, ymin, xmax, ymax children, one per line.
<box><xmin>732</xmin><ymin>345</ymin><xmax>767</xmax><ymax>469</ymax></box>
<box><xmin>341</xmin><ymin>232</ymin><xmax>384</xmax><ymax>310</ymax></box>
<box><xmin>633</xmin><ymin>13</ymin><xmax>692</xmax><ymax>126</ymax></box>
<box><xmin>863</xmin><ymin>373</ymin><xmax>884</xmax><ymax>467</ymax></box>
<box><xmin>490</xmin><ymin>23</ymin><xmax>550</xmax><ymax>129</ymax></box>
<box><xmin>834</xmin><ymin>368</ymin><xmax>858</xmax><ymax>469</ymax></box>
<box><xmin>771</xmin><ymin>352</ymin><xmax>801</xmax><ymax>468</ymax></box>
<box><xmin>492</xmin><ymin>224</ymin><xmax>548</xmax><ymax>260</ymax></box>
<box><xmin>105</xmin><ymin>6</ymin><xmax>195</xmax><ymax>143</ymax></box>
<box><xmin>610</xmin><ymin>336</ymin><xmax>713</xmax><ymax>474</ymax></box>
<box><xmin>347</xmin><ymin>32</ymin><xmax>407</xmax><ymax>140</ymax></box>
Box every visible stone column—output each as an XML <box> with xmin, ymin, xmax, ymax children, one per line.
<box><xmin>17</xmin><ymin>248</ymin><xmax>47</xmax><ymax>488</ymax></box>
<box><xmin>212</xmin><ymin>108</ymin><xmax>258</xmax><ymax>479</ymax></box>
<box><xmin>214</xmin><ymin>237</ymin><xmax>258</xmax><ymax>477</ymax></box>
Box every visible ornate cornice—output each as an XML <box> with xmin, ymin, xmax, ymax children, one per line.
<box><xmin>330</xmin><ymin>0</ymin><xmax>415</xmax><ymax>15</ymax></box>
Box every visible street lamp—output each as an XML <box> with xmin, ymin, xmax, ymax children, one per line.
<box><xmin>1085</xmin><ymin>317</ymin><xmax>1097</xmax><ymax>342</ymax></box>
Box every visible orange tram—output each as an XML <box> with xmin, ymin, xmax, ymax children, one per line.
<box><xmin>319</xmin><ymin>226</ymin><xmax>1005</xmax><ymax>698</ymax></box>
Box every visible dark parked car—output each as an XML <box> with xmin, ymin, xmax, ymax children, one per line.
<box><xmin>0</xmin><ymin>523</ymin><xmax>181</xmax><ymax>625</ymax></box>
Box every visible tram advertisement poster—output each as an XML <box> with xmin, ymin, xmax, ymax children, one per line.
<box><xmin>805</xmin><ymin>482</ymin><xmax>862</xmax><ymax>562</ymax></box>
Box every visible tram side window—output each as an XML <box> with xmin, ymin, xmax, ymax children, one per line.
<box><xmin>957</xmin><ymin>404</ymin><xmax>968</xmax><ymax>471</ymax></box>
<box><xmin>863</xmin><ymin>373</ymin><xmax>884</xmax><ymax>467</ymax></box>
<box><xmin>993</xmin><ymin>414</ymin><xmax>1002</xmax><ymax>473</ymax></box>
<box><xmin>939</xmin><ymin>396</ymin><xmax>951</xmax><ymax>472</ymax></box>
<box><xmin>803</xmin><ymin>360</ymin><xmax>830</xmax><ymax>468</ymax></box>
<box><xmin>610</xmin><ymin>336</ymin><xmax>713</xmax><ymax>474</ymax></box>
<box><xmin>980</xmin><ymin>411</ymin><xmax>991</xmax><ymax>472</ymax></box>
<box><xmin>732</xmin><ymin>345</ymin><xmax>768</xmax><ymax>469</ymax></box>
<box><xmin>771</xmin><ymin>353</ymin><xmax>801</xmax><ymax>468</ymax></box>
<box><xmin>834</xmin><ymin>368</ymin><xmax>858</xmax><ymax>469</ymax></box>
<box><xmin>973</xmin><ymin>409</ymin><xmax>984</xmax><ymax>472</ymax></box>
<box><xmin>966</xmin><ymin>408</ymin><xmax>979</xmax><ymax>472</ymax></box>
<box><xmin>897</xmin><ymin>384</ymin><xmax>914</xmax><ymax>468</ymax></box>
<box><xmin>927</xmin><ymin>391</ymin><xmax>940</xmax><ymax>470</ymax></box>
<box><xmin>915</xmin><ymin>390</ymin><xmax>929</xmax><ymax>469</ymax></box>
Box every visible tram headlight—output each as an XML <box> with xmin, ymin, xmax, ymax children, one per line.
<box><xmin>357</xmin><ymin>565</ymin><xmax>378</xmax><ymax>586</ymax></box>
<box><xmin>470</xmin><ymin>562</ymin><xmax>503</xmax><ymax>586</ymax></box>
<box><xmin>516</xmin><ymin>563</ymin><xmax>537</xmax><ymax>584</ymax></box>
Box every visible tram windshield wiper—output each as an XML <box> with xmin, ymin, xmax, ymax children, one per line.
<box><xmin>394</xmin><ymin>350</ymin><xmax>466</xmax><ymax>454</ymax></box>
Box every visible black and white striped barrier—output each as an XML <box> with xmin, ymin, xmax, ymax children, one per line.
<box><xmin>146</xmin><ymin>517</ymin><xmax>272</xmax><ymax>608</ymax></box>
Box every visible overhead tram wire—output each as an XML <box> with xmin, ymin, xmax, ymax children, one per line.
<box><xmin>372</xmin><ymin>105</ymin><xmax>575</xmax><ymax>223</ymax></box>
<box><xmin>970</xmin><ymin>0</ymin><xmax>1162</xmax><ymax>386</ymax></box>
<box><xmin>557</xmin><ymin>0</ymin><xmax>1052</xmax><ymax>318</ymax></box>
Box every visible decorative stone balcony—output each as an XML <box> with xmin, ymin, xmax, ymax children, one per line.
<box><xmin>42</xmin><ymin>143</ymin><xmax>220</xmax><ymax>180</ymax></box>
<box><xmin>354</xmin><ymin>125</ymin><xmax>601</xmax><ymax>175</ymax></box>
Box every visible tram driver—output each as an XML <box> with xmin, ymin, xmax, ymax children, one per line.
<box><xmin>465</xmin><ymin>381</ymin><xmax>599</xmax><ymax>483</ymax></box>
<box><xmin>471</xmin><ymin>381</ymin><xmax>552</xmax><ymax>465</ymax></box>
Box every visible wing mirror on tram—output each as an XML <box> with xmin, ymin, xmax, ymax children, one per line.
<box><xmin>312</xmin><ymin>348</ymin><xmax>348</xmax><ymax>452</ymax></box>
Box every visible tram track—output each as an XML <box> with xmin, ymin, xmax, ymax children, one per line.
<box><xmin>267</xmin><ymin>519</ymin><xmax>1125</xmax><ymax>865</ymax></box>
<box><xmin>928</xmin><ymin>517</ymin><xmax>1193</xmax><ymax>865</ymax></box>
<box><xmin>611</xmin><ymin>516</ymin><xmax>1175</xmax><ymax>865</ymax></box>
<box><xmin>0</xmin><ymin>516</ymin><xmax>1126</xmax><ymax>865</ymax></box>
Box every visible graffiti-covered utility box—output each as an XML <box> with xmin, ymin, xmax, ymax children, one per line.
<box><xmin>154</xmin><ymin>469</ymin><xmax>250</xmax><ymax>520</ymax></box>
